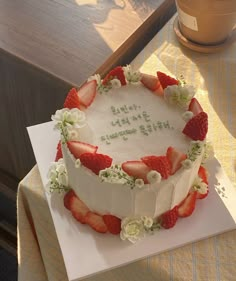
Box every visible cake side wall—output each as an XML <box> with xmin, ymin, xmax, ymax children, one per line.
<box><xmin>63</xmin><ymin>144</ymin><xmax>203</xmax><ymax>219</ymax></box>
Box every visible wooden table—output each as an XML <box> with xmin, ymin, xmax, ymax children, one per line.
<box><xmin>0</xmin><ymin>0</ymin><xmax>176</xmax><ymax>253</ymax></box>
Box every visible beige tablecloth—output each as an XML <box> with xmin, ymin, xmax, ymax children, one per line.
<box><xmin>18</xmin><ymin>16</ymin><xmax>236</xmax><ymax>281</ymax></box>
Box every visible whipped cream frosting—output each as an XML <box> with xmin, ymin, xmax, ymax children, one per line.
<box><xmin>62</xmin><ymin>82</ymin><xmax>204</xmax><ymax>219</ymax></box>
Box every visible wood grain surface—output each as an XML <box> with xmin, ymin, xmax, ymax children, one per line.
<box><xmin>0</xmin><ymin>0</ymin><xmax>166</xmax><ymax>86</ymax></box>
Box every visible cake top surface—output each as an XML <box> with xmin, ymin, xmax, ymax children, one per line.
<box><xmin>79</xmin><ymin>83</ymin><xmax>189</xmax><ymax>163</ymax></box>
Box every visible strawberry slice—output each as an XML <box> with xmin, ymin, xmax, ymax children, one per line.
<box><xmin>55</xmin><ymin>141</ymin><xmax>63</xmax><ymax>161</ymax></box>
<box><xmin>140</xmin><ymin>73</ymin><xmax>164</xmax><ymax>95</ymax></box>
<box><xmin>67</xmin><ymin>141</ymin><xmax>98</xmax><ymax>159</ymax></box>
<box><xmin>80</xmin><ymin>153</ymin><xmax>112</xmax><ymax>175</ymax></box>
<box><xmin>141</xmin><ymin>156</ymin><xmax>171</xmax><ymax>179</ymax></box>
<box><xmin>85</xmin><ymin>212</ymin><xmax>108</xmax><ymax>233</ymax></box>
<box><xmin>157</xmin><ymin>71</ymin><xmax>179</xmax><ymax>89</ymax></box>
<box><xmin>198</xmin><ymin>166</ymin><xmax>208</xmax><ymax>184</ymax></box>
<box><xmin>103</xmin><ymin>214</ymin><xmax>121</xmax><ymax>235</ymax></box>
<box><xmin>63</xmin><ymin>88</ymin><xmax>80</xmax><ymax>109</ymax></box>
<box><xmin>64</xmin><ymin>189</ymin><xmax>76</xmax><ymax>210</ymax></box>
<box><xmin>159</xmin><ymin>206</ymin><xmax>178</xmax><ymax>229</ymax></box>
<box><xmin>68</xmin><ymin>193</ymin><xmax>90</xmax><ymax>224</ymax></box>
<box><xmin>166</xmin><ymin>147</ymin><xmax>187</xmax><ymax>175</ymax></box>
<box><xmin>196</xmin><ymin>166</ymin><xmax>209</xmax><ymax>199</ymax></box>
<box><xmin>121</xmin><ymin>161</ymin><xmax>151</xmax><ymax>183</ymax></box>
<box><xmin>182</xmin><ymin>111</ymin><xmax>208</xmax><ymax>141</ymax></box>
<box><xmin>102</xmin><ymin>66</ymin><xmax>127</xmax><ymax>86</ymax></box>
<box><xmin>188</xmin><ymin>98</ymin><xmax>203</xmax><ymax>116</ymax></box>
<box><xmin>178</xmin><ymin>191</ymin><xmax>197</xmax><ymax>217</ymax></box>
<box><xmin>77</xmin><ymin>80</ymin><xmax>97</xmax><ymax>108</ymax></box>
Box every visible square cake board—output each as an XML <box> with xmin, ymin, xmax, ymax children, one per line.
<box><xmin>28</xmin><ymin>121</ymin><xmax>236</xmax><ymax>281</ymax></box>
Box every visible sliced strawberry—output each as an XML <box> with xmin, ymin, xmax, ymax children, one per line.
<box><xmin>121</xmin><ymin>161</ymin><xmax>151</xmax><ymax>183</ymax></box>
<box><xmin>182</xmin><ymin>111</ymin><xmax>208</xmax><ymax>141</ymax></box>
<box><xmin>64</xmin><ymin>189</ymin><xmax>76</xmax><ymax>210</ymax></box>
<box><xmin>55</xmin><ymin>141</ymin><xmax>63</xmax><ymax>161</ymax></box>
<box><xmin>103</xmin><ymin>214</ymin><xmax>121</xmax><ymax>235</ymax></box>
<box><xmin>102</xmin><ymin>66</ymin><xmax>126</xmax><ymax>86</ymax></box>
<box><xmin>140</xmin><ymin>73</ymin><xmax>164</xmax><ymax>95</ymax></box>
<box><xmin>157</xmin><ymin>71</ymin><xmax>179</xmax><ymax>89</ymax></box>
<box><xmin>77</xmin><ymin>80</ymin><xmax>97</xmax><ymax>108</ymax></box>
<box><xmin>196</xmin><ymin>166</ymin><xmax>209</xmax><ymax>199</ymax></box>
<box><xmin>68</xmin><ymin>193</ymin><xmax>90</xmax><ymax>224</ymax></box>
<box><xmin>178</xmin><ymin>191</ymin><xmax>197</xmax><ymax>217</ymax></box>
<box><xmin>198</xmin><ymin>166</ymin><xmax>208</xmax><ymax>184</ymax></box>
<box><xmin>80</xmin><ymin>153</ymin><xmax>112</xmax><ymax>175</ymax></box>
<box><xmin>188</xmin><ymin>98</ymin><xmax>203</xmax><ymax>116</ymax></box>
<box><xmin>141</xmin><ymin>156</ymin><xmax>171</xmax><ymax>179</ymax></box>
<box><xmin>159</xmin><ymin>206</ymin><xmax>178</xmax><ymax>229</ymax></box>
<box><xmin>85</xmin><ymin>212</ymin><xmax>108</xmax><ymax>233</ymax></box>
<box><xmin>67</xmin><ymin>141</ymin><xmax>98</xmax><ymax>159</ymax></box>
<box><xmin>63</xmin><ymin>88</ymin><xmax>80</xmax><ymax>109</ymax></box>
<box><xmin>166</xmin><ymin>147</ymin><xmax>187</xmax><ymax>175</ymax></box>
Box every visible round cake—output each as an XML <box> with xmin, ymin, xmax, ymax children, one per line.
<box><xmin>48</xmin><ymin>66</ymin><xmax>210</xmax><ymax>242</ymax></box>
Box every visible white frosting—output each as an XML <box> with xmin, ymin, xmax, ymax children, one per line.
<box><xmin>62</xmin><ymin>82</ymin><xmax>205</xmax><ymax>219</ymax></box>
<box><xmin>77</xmin><ymin>84</ymin><xmax>189</xmax><ymax>163</ymax></box>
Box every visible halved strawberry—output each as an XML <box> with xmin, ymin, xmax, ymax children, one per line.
<box><xmin>157</xmin><ymin>71</ymin><xmax>179</xmax><ymax>89</ymax></box>
<box><xmin>178</xmin><ymin>191</ymin><xmax>197</xmax><ymax>217</ymax></box>
<box><xmin>188</xmin><ymin>98</ymin><xmax>203</xmax><ymax>116</ymax></box>
<box><xmin>159</xmin><ymin>206</ymin><xmax>178</xmax><ymax>229</ymax></box>
<box><xmin>182</xmin><ymin>111</ymin><xmax>208</xmax><ymax>141</ymax></box>
<box><xmin>141</xmin><ymin>156</ymin><xmax>171</xmax><ymax>179</ymax></box>
<box><xmin>121</xmin><ymin>161</ymin><xmax>151</xmax><ymax>183</ymax></box>
<box><xmin>77</xmin><ymin>80</ymin><xmax>97</xmax><ymax>108</ymax></box>
<box><xmin>196</xmin><ymin>166</ymin><xmax>209</xmax><ymax>199</ymax></box>
<box><xmin>64</xmin><ymin>88</ymin><xmax>80</xmax><ymax>109</ymax></box>
<box><xmin>68</xmin><ymin>193</ymin><xmax>90</xmax><ymax>224</ymax></box>
<box><xmin>103</xmin><ymin>214</ymin><xmax>121</xmax><ymax>235</ymax></box>
<box><xmin>166</xmin><ymin>147</ymin><xmax>187</xmax><ymax>175</ymax></box>
<box><xmin>198</xmin><ymin>166</ymin><xmax>208</xmax><ymax>184</ymax></box>
<box><xmin>85</xmin><ymin>212</ymin><xmax>108</xmax><ymax>233</ymax></box>
<box><xmin>67</xmin><ymin>141</ymin><xmax>98</xmax><ymax>159</ymax></box>
<box><xmin>140</xmin><ymin>73</ymin><xmax>164</xmax><ymax>95</ymax></box>
<box><xmin>102</xmin><ymin>66</ymin><xmax>126</xmax><ymax>86</ymax></box>
<box><xmin>80</xmin><ymin>153</ymin><xmax>112</xmax><ymax>175</ymax></box>
<box><xmin>55</xmin><ymin>141</ymin><xmax>63</xmax><ymax>161</ymax></box>
<box><xmin>64</xmin><ymin>189</ymin><xmax>76</xmax><ymax>210</ymax></box>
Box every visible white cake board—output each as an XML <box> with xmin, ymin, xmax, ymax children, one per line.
<box><xmin>28</xmin><ymin>121</ymin><xmax>236</xmax><ymax>281</ymax></box>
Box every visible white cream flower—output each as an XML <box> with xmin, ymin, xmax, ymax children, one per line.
<box><xmin>164</xmin><ymin>84</ymin><xmax>195</xmax><ymax>108</ymax></box>
<box><xmin>135</xmin><ymin>178</ymin><xmax>144</xmax><ymax>188</ymax></box>
<box><xmin>181</xmin><ymin>159</ymin><xmax>193</xmax><ymax>169</ymax></box>
<box><xmin>57</xmin><ymin>173</ymin><xmax>68</xmax><ymax>186</ymax></box>
<box><xmin>141</xmin><ymin>216</ymin><xmax>153</xmax><ymax>228</ymax></box>
<box><xmin>193</xmin><ymin>176</ymin><xmax>208</xmax><ymax>194</ymax></box>
<box><xmin>110</xmin><ymin>78</ymin><xmax>121</xmax><ymax>88</ymax></box>
<box><xmin>87</xmin><ymin>74</ymin><xmax>101</xmax><ymax>85</ymax></box>
<box><xmin>52</xmin><ymin>108</ymin><xmax>86</xmax><ymax>129</ymax></box>
<box><xmin>182</xmin><ymin>111</ymin><xmax>194</xmax><ymax>122</ymax></box>
<box><xmin>75</xmin><ymin>159</ymin><xmax>81</xmax><ymax>168</ymax></box>
<box><xmin>147</xmin><ymin>170</ymin><xmax>162</xmax><ymax>184</ymax></box>
<box><xmin>46</xmin><ymin>160</ymin><xmax>69</xmax><ymax>193</ymax></box>
<box><xmin>122</xmin><ymin>65</ymin><xmax>141</xmax><ymax>83</ymax></box>
<box><xmin>47</xmin><ymin>168</ymin><xmax>57</xmax><ymax>181</ymax></box>
<box><xmin>120</xmin><ymin>217</ymin><xmax>146</xmax><ymax>243</ymax></box>
<box><xmin>56</xmin><ymin>163</ymin><xmax>66</xmax><ymax>174</ymax></box>
<box><xmin>164</xmin><ymin>85</ymin><xmax>180</xmax><ymax>105</ymax></box>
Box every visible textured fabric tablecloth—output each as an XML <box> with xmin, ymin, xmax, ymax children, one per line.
<box><xmin>17</xmin><ymin>16</ymin><xmax>236</xmax><ymax>281</ymax></box>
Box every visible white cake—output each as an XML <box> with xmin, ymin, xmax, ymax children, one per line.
<box><xmin>48</xmin><ymin>66</ymin><xmax>210</xmax><ymax>242</ymax></box>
